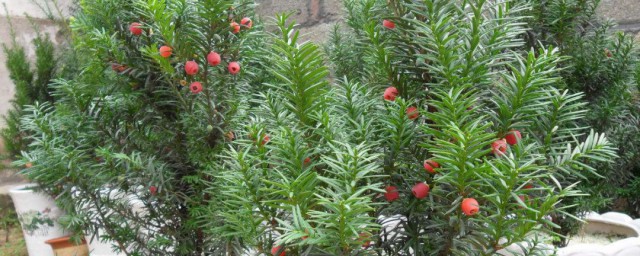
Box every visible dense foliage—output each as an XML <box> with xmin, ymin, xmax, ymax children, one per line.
<box><xmin>19</xmin><ymin>0</ymin><xmax>258</xmax><ymax>254</ymax></box>
<box><xmin>211</xmin><ymin>0</ymin><xmax>616</xmax><ymax>255</ymax></box>
<box><xmin>517</xmin><ymin>0</ymin><xmax>640</xmax><ymax>220</ymax></box>
<box><xmin>2</xmin><ymin>27</ymin><xmax>59</xmax><ymax>158</ymax></box>
<box><xmin>15</xmin><ymin>0</ymin><xmax>630</xmax><ymax>255</ymax></box>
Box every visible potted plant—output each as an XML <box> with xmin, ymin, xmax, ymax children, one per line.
<box><xmin>9</xmin><ymin>184</ymin><xmax>69</xmax><ymax>256</ymax></box>
<box><xmin>210</xmin><ymin>0</ymin><xmax>618</xmax><ymax>254</ymax></box>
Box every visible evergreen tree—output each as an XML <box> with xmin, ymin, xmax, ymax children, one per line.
<box><xmin>18</xmin><ymin>0</ymin><xmax>622</xmax><ymax>255</ymax></box>
<box><xmin>211</xmin><ymin>0</ymin><xmax>616</xmax><ymax>255</ymax></box>
<box><xmin>2</xmin><ymin>27</ymin><xmax>58</xmax><ymax>158</ymax></box>
<box><xmin>517</xmin><ymin>0</ymin><xmax>640</xmax><ymax>231</ymax></box>
<box><xmin>19</xmin><ymin>0</ymin><xmax>259</xmax><ymax>254</ymax></box>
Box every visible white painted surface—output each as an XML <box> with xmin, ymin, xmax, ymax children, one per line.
<box><xmin>9</xmin><ymin>183</ymin><xmax>69</xmax><ymax>256</ymax></box>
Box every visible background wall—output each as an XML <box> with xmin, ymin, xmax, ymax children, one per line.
<box><xmin>1</xmin><ymin>0</ymin><xmax>640</xmax><ymax>152</ymax></box>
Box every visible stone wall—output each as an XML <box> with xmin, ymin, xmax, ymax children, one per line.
<box><xmin>255</xmin><ymin>0</ymin><xmax>343</xmax><ymax>42</ymax></box>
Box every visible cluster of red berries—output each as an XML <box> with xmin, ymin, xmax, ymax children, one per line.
<box><xmin>231</xmin><ymin>17</ymin><xmax>253</xmax><ymax>34</ymax></box>
<box><xmin>491</xmin><ymin>130</ymin><xmax>522</xmax><ymax>155</ymax></box>
<box><xmin>126</xmin><ymin>20</ymin><xmax>247</xmax><ymax>94</ymax></box>
<box><xmin>383</xmin><ymin>86</ymin><xmax>420</xmax><ymax>120</ymax></box>
<box><xmin>384</xmin><ymin>158</ymin><xmax>481</xmax><ymax>216</ymax></box>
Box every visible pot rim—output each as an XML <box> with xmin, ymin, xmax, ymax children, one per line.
<box><xmin>8</xmin><ymin>183</ymin><xmax>39</xmax><ymax>194</ymax></box>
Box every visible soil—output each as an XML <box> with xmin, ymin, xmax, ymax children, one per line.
<box><xmin>0</xmin><ymin>195</ymin><xmax>27</xmax><ymax>256</ymax></box>
<box><xmin>567</xmin><ymin>232</ymin><xmax>628</xmax><ymax>247</ymax></box>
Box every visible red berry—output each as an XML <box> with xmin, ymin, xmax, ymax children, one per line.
<box><xmin>423</xmin><ymin>159</ymin><xmax>440</xmax><ymax>174</ymax></box>
<box><xmin>384</xmin><ymin>186</ymin><xmax>400</xmax><ymax>202</ymax></box>
<box><xmin>207</xmin><ymin>51</ymin><xmax>221</xmax><ymax>66</ymax></box>
<box><xmin>240</xmin><ymin>17</ymin><xmax>253</xmax><ymax>29</ymax></box>
<box><xmin>461</xmin><ymin>198</ymin><xmax>480</xmax><ymax>216</ymax></box>
<box><xmin>491</xmin><ymin>139</ymin><xmax>507</xmax><ymax>155</ymax></box>
<box><xmin>228</xmin><ymin>62</ymin><xmax>241</xmax><ymax>75</ymax></box>
<box><xmin>406</xmin><ymin>106</ymin><xmax>419</xmax><ymax>120</ymax></box>
<box><xmin>185</xmin><ymin>61</ymin><xmax>199</xmax><ymax>75</ymax></box>
<box><xmin>605</xmin><ymin>49</ymin><xmax>613</xmax><ymax>58</ymax></box>
<box><xmin>504</xmin><ymin>130</ymin><xmax>521</xmax><ymax>145</ymax></box>
<box><xmin>149</xmin><ymin>186</ymin><xmax>157</xmax><ymax>196</ymax></box>
<box><xmin>230</xmin><ymin>22</ymin><xmax>241</xmax><ymax>34</ymax></box>
<box><xmin>523</xmin><ymin>183</ymin><xmax>533</xmax><ymax>189</ymax></box>
<box><xmin>190</xmin><ymin>82</ymin><xmax>203</xmax><ymax>94</ymax></box>
<box><xmin>271</xmin><ymin>245</ymin><xmax>285</xmax><ymax>256</ymax></box>
<box><xmin>382</xmin><ymin>19</ymin><xmax>395</xmax><ymax>29</ymax></box>
<box><xmin>261</xmin><ymin>135</ymin><xmax>270</xmax><ymax>145</ymax></box>
<box><xmin>159</xmin><ymin>46</ymin><xmax>172</xmax><ymax>58</ymax></box>
<box><xmin>412</xmin><ymin>182</ymin><xmax>429</xmax><ymax>199</ymax></box>
<box><xmin>383</xmin><ymin>86</ymin><xmax>399</xmax><ymax>101</ymax></box>
<box><xmin>358</xmin><ymin>233</ymin><xmax>372</xmax><ymax>249</ymax></box>
<box><xmin>518</xmin><ymin>195</ymin><xmax>528</xmax><ymax>204</ymax></box>
<box><xmin>304</xmin><ymin>157</ymin><xmax>311</xmax><ymax>165</ymax></box>
<box><xmin>129</xmin><ymin>22</ymin><xmax>143</xmax><ymax>36</ymax></box>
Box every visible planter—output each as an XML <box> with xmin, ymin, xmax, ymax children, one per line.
<box><xmin>9</xmin><ymin>183</ymin><xmax>70</xmax><ymax>256</ymax></box>
<box><xmin>71</xmin><ymin>187</ymin><xmax>127</xmax><ymax>256</ymax></box>
<box><xmin>45</xmin><ymin>236</ymin><xmax>89</xmax><ymax>256</ymax></box>
<box><xmin>558</xmin><ymin>212</ymin><xmax>640</xmax><ymax>256</ymax></box>
<box><xmin>497</xmin><ymin>212</ymin><xmax>640</xmax><ymax>256</ymax></box>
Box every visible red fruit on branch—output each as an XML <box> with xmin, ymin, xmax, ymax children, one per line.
<box><xmin>271</xmin><ymin>245</ymin><xmax>285</xmax><ymax>256</ymax></box>
<box><xmin>406</xmin><ymin>106</ymin><xmax>419</xmax><ymax>120</ymax></box>
<box><xmin>111</xmin><ymin>64</ymin><xmax>127</xmax><ymax>72</ymax></box>
<box><xmin>518</xmin><ymin>195</ymin><xmax>528</xmax><ymax>204</ymax></box>
<box><xmin>159</xmin><ymin>46</ymin><xmax>172</xmax><ymax>58</ymax></box>
<box><xmin>358</xmin><ymin>233</ymin><xmax>372</xmax><ymax>249</ymax></box>
<box><xmin>504</xmin><ymin>130</ymin><xmax>521</xmax><ymax>145</ymax></box>
<box><xmin>261</xmin><ymin>135</ymin><xmax>270</xmax><ymax>145</ymax></box>
<box><xmin>230</xmin><ymin>22</ymin><xmax>241</xmax><ymax>34</ymax></box>
<box><xmin>491</xmin><ymin>139</ymin><xmax>507</xmax><ymax>155</ymax></box>
<box><xmin>524</xmin><ymin>183</ymin><xmax>533</xmax><ymax>189</ymax></box>
<box><xmin>605</xmin><ymin>49</ymin><xmax>613</xmax><ymax>58</ymax></box>
<box><xmin>384</xmin><ymin>186</ymin><xmax>400</xmax><ymax>202</ymax></box>
<box><xmin>149</xmin><ymin>186</ymin><xmax>158</xmax><ymax>196</ymax></box>
<box><xmin>185</xmin><ymin>61</ymin><xmax>199</xmax><ymax>75</ymax></box>
<box><xmin>461</xmin><ymin>198</ymin><xmax>480</xmax><ymax>216</ymax></box>
<box><xmin>383</xmin><ymin>86</ymin><xmax>399</xmax><ymax>101</ymax></box>
<box><xmin>190</xmin><ymin>82</ymin><xmax>203</xmax><ymax>94</ymax></box>
<box><xmin>383</xmin><ymin>19</ymin><xmax>395</xmax><ymax>29</ymax></box>
<box><xmin>304</xmin><ymin>157</ymin><xmax>311</xmax><ymax>165</ymax></box>
<box><xmin>412</xmin><ymin>182</ymin><xmax>430</xmax><ymax>199</ymax></box>
<box><xmin>228</xmin><ymin>62</ymin><xmax>241</xmax><ymax>75</ymax></box>
<box><xmin>207</xmin><ymin>51</ymin><xmax>221</xmax><ymax>66</ymax></box>
<box><xmin>129</xmin><ymin>22</ymin><xmax>143</xmax><ymax>36</ymax></box>
<box><xmin>423</xmin><ymin>159</ymin><xmax>440</xmax><ymax>174</ymax></box>
<box><xmin>240</xmin><ymin>17</ymin><xmax>253</xmax><ymax>29</ymax></box>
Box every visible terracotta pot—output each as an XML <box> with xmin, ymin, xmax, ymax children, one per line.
<box><xmin>45</xmin><ymin>236</ymin><xmax>89</xmax><ymax>256</ymax></box>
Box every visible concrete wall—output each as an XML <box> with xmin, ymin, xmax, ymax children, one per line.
<box><xmin>1</xmin><ymin>0</ymin><xmax>640</xmax><ymax>152</ymax></box>
<box><xmin>255</xmin><ymin>0</ymin><xmax>343</xmax><ymax>42</ymax></box>
<box><xmin>0</xmin><ymin>0</ymin><xmax>72</xmax><ymax>152</ymax></box>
